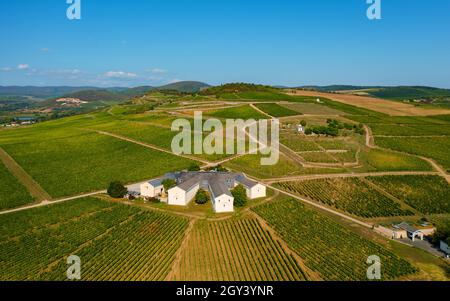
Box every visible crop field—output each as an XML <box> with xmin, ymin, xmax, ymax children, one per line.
<box><xmin>288</xmin><ymin>90</ymin><xmax>450</xmax><ymax>116</ymax></box>
<box><xmin>0</xmin><ymin>160</ymin><xmax>34</xmax><ymax>210</ymax></box>
<box><xmin>280</xmin><ymin>133</ymin><xmax>322</xmax><ymax>152</ymax></box>
<box><xmin>274</xmin><ymin>178</ymin><xmax>413</xmax><ymax>218</ymax></box>
<box><xmin>299</xmin><ymin>152</ymin><xmax>338</xmax><ymax>163</ymax></box>
<box><xmin>282</xmin><ymin>103</ymin><xmax>345</xmax><ymax>115</ymax></box>
<box><xmin>254</xmin><ymin>103</ymin><xmax>299</xmax><ymax>117</ymax></box>
<box><xmin>362</xmin><ymin>148</ymin><xmax>432</xmax><ymax>172</ymax></box>
<box><xmin>0</xmin><ymin>198</ymin><xmax>189</xmax><ymax>281</ymax></box>
<box><xmin>1</xmin><ymin>130</ymin><xmax>193</xmax><ymax>198</ymax></box>
<box><xmin>367</xmin><ymin>175</ymin><xmax>450</xmax><ymax>214</ymax></box>
<box><xmin>205</xmin><ymin>105</ymin><xmax>269</xmax><ymax>120</ymax></box>
<box><xmin>375</xmin><ymin>136</ymin><xmax>450</xmax><ymax>171</ymax></box>
<box><xmin>172</xmin><ymin>218</ymin><xmax>308</xmax><ymax>281</ymax></box>
<box><xmin>253</xmin><ymin>199</ymin><xmax>417</xmax><ymax>280</ymax></box>
<box><xmin>224</xmin><ymin>153</ymin><xmax>345</xmax><ymax>179</ymax></box>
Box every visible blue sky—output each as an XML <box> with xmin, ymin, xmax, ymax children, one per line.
<box><xmin>1</xmin><ymin>0</ymin><xmax>449</xmax><ymax>88</ymax></box>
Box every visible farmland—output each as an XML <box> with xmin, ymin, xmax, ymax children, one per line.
<box><xmin>0</xmin><ymin>198</ymin><xmax>189</xmax><ymax>281</ymax></box>
<box><xmin>0</xmin><ymin>129</ymin><xmax>194</xmax><ymax>198</ymax></box>
<box><xmin>253</xmin><ymin>199</ymin><xmax>417</xmax><ymax>281</ymax></box>
<box><xmin>206</xmin><ymin>105</ymin><xmax>268</xmax><ymax>120</ymax></box>
<box><xmin>367</xmin><ymin>175</ymin><xmax>450</xmax><ymax>214</ymax></box>
<box><xmin>288</xmin><ymin>90</ymin><xmax>450</xmax><ymax>116</ymax></box>
<box><xmin>172</xmin><ymin>218</ymin><xmax>308</xmax><ymax>281</ymax></box>
<box><xmin>274</xmin><ymin>178</ymin><xmax>413</xmax><ymax>218</ymax></box>
<box><xmin>0</xmin><ymin>160</ymin><xmax>34</xmax><ymax>210</ymax></box>
<box><xmin>254</xmin><ymin>103</ymin><xmax>300</xmax><ymax>117</ymax></box>
<box><xmin>375</xmin><ymin>137</ymin><xmax>450</xmax><ymax>171</ymax></box>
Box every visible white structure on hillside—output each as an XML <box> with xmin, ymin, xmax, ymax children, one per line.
<box><xmin>141</xmin><ymin>172</ymin><xmax>266</xmax><ymax>213</ymax></box>
<box><xmin>140</xmin><ymin>178</ymin><xmax>165</xmax><ymax>198</ymax></box>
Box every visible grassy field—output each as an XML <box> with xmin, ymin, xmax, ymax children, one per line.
<box><xmin>206</xmin><ymin>105</ymin><xmax>269</xmax><ymax>120</ymax></box>
<box><xmin>0</xmin><ymin>160</ymin><xmax>34</xmax><ymax>210</ymax></box>
<box><xmin>253</xmin><ymin>199</ymin><xmax>417</xmax><ymax>281</ymax></box>
<box><xmin>0</xmin><ymin>198</ymin><xmax>189</xmax><ymax>281</ymax></box>
<box><xmin>254</xmin><ymin>103</ymin><xmax>300</xmax><ymax>117</ymax></box>
<box><xmin>362</xmin><ymin>148</ymin><xmax>432</xmax><ymax>172</ymax></box>
<box><xmin>1</xmin><ymin>129</ymin><xmax>194</xmax><ymax>198</ymax></box>
<box><xmin>172</xmin><ymin>218</ymin><xmax>308</xmax><ymax>281</ymax></box>
<box><xmin>282</xmin><ymin>102</ymin><xmax>345</xmax><ymax>116</ymax></box>
<box><xmin>224</xmin><ymin>153</ymin><xmax>345</xmax><ymax>179</ymax></box>
<box><xmin>367</xmin><ymin>175</ymin><xmax>450</xmax><ymax>214</ymax></box>
<box><xmin>274</xmin><ymin>178</ymin><xmax>413</xmax><ymax>218</ymax></box>
<box><xmin>375</xmin><ymin>136</ymin><xmax>450</xmax><ymax>171</ymax></box>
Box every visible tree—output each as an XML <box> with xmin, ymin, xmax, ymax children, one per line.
<box><xmin>188</xmin><ymin>163</ymin><xmax>201</xmax><ymax>171</ymax></box>
<box><xmin>195</xmin><ymin>189</ymin><xmax>210</xmax><ymax>205</ymax></box>
<box><xmin>162</xmin><ymin>179</ymin><xmax>177</xmax><ymax>191</ymax></box>
<box><xmin>107</xmin><ymin>181</ymin><xmax>128</xmax><ymax>198</ymax></box>
<box><xmin>300</xmin><ymin>120</ymin><xmax>307</xmax><ymax>127</ymax></box>
<box><xmin>231</xmin><ymin>185</ymin><xmax>248</xmax><ymax>207</ymax></box>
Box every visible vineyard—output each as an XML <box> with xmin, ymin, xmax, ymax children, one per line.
<box><xmin>0</xmin><ymin>160</ymin><xmax>34</xmax><ymax>210</ymax></box>
<box><xmin>367</xmin><ymin>175</ymin><xmax>450</xmax><ymax>214</ymax></box>
<box><xmin>206</xmin><ymin>105</ymin><xmax>268</xmax><ymax>120</ymax></box>
<box><xmin>274</xmin><ymin>178</ymin><xmax>413</xmax><ymax>218</ymax></box>
<box><xmin>254</xmin><ymin>103</ymin><xmax>300</xmax><ymax>117</ymax></box>
<box><xmin>253</xmin><ymin>199</ymin><xmax>417</xmax><ymax>281</ymax></box>
<box><xmin>0</xmin><ymin>198</ymin><xmax>189</xmax><ymax>281</ymax></box>
<box><xmin>0</xmin><ymin>129</ymin><xmax>193</xmax><ymax>198</ymax></box>
<box><xmin>172</xmin><ymin>218</ymin><xmax>308</xmax><ymax>281</ymax></box>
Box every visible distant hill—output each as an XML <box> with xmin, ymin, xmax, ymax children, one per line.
<box><xmin>157</xmin><ymin>81</ymin><xmax>210</xmax><ymax>93</ymax></box>
<box><xmin>201</xmin><ymin>83</ymin><xmax>277</xmax><ymax>95</ymax></box>
<box><xmin>296</xmin><ymin>85</ymin><xmax>450</xmax><ymax>100</ymax></box>
<box><xmin>0</xmin><ymin>86</ymin><xmax>99</xmax><ymax>99</ymax></box>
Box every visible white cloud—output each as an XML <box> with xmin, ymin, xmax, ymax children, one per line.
<box><xmin>1</xmin><ymin>67</ymin><xmax>12</xmax><ymax>72</ymax></box>
<box><xmin>17</xmin><ymin>64</ymin><xmax>29</xmax><ymax>70</ymax></box>
<box><xmin>41</xmin><ymin>48</ymin><xmax>50</xmax><ymax>52</ymax></box>
<box><xmin>104</xmin><ymin>71</ymin><xmax>138</xmax><ymax>79</ymax></box>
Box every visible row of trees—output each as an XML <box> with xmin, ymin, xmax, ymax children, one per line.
<box><xmin>305</xmin><ymin>119</ymin><xmax>365</xmax><ymax>137</ymax></box>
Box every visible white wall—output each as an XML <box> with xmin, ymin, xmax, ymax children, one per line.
<box><xmin>247</xmin><ymin>184</ymin><xmax>266</xmax><ymax>199</ymax></box>
<box><xmin>140</xmin><ymin>183</ymin><xmax>163</xmax><ymax>198</ymax></box>
<box><xmin>214</xmin><ymin>195</ymin><xmax>234</xmax><ymax>213</ymax></box>
<box><xmin>168</xmin><ymin>187</ymin><xmax>187</xmax><ymax>206</ymax></box>
<box><xmin>168</xmin><ymin>184</ymin><xmax>199</xmax><ymax>206</ymax></box>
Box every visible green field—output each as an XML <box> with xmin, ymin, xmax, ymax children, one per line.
<box><xmin>363</xmin><ymin>148</ymin><xmax>432</xmax><ymax>172</ymax></box>
<box><xmin>253</xmin><ymin>199</ymin><xmax>417</xmax><ymax>280</ymax></box>
<box><xmin>275</xmin><ymin>178</ymin><xmax>413</xmax><ymax>218</ymax></box>
<box><xmin>375</xmin><ymin>136</ymin><xmax>450</xmax><ymax>171</ymax></box>
<box><xmin>0</xmin><ymin>160</ymin><xmax>34</xmax><ymax>210</ymax></box>
<box><xmin>367</xmin><ymin>175</ymin><xmax>450</xmax><ymax>214</ymax></box>
<box><xmin>282</xmin><ymin>103</ymin><xmax>345</xmax><ymax>116</ymax></box>
<box><xmin>173</xmin><ymin>218</ymin><xmax>308</xmax><ymax>281</ymax></box>
<box><xmin>206</xmin><ymin>105</ymin><xmax>269</xmax><ymax>120</ymax></box>
<box><xmin>224</xmin><ymin>153</ymin><xmax>345</xmax><ymax>179</ymax></box>
<box><xmin>254</xmin><ymin>103</ymin><xmax>300</xmax><ymax>117</ymax></box>
<box><xmin>0</xmin><ymin>198</ymin><xmax>189</xmax><ymax>281</ymax></box>
<box><xmin>1</xmin><ymin>129</ymin><xmax>194</xmax><ymax>198</ymax></box>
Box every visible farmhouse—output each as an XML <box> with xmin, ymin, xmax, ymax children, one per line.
<box><xmin>376</xmin><ymin>222</ymin><xmax>436</xmax><ymax>242</ymax></box>
<box><xmin>140</xmin><ymin>172</ymin><xmax>266</xmax><ymax>213</ymax></box>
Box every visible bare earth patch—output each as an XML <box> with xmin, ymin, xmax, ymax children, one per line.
<box><xmin>287</xmin><ymin>90</ymin><xmax>450</xmax><ymax>116</ymax></box>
